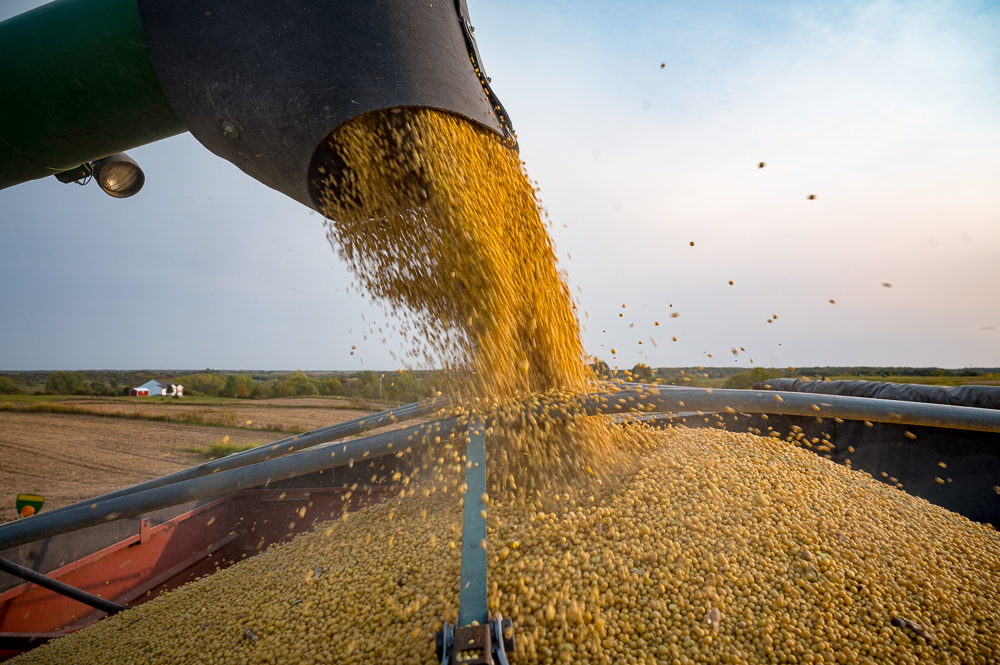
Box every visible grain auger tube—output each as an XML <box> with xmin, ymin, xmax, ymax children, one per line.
<box><xmin>0</xmin><ymin>0</ymin><xmax>515</xmax><ymax>206</ymax></box>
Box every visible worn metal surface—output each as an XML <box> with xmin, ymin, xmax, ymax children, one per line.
<box><xmin>0</xmin><ymin>555</ymin><xmax>125</xmax><ymax>616</ymax></box>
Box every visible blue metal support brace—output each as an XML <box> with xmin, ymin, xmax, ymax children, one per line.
<box><xmin>458</xmin><ymin>419</ymin><xmax>489</xmax><ymax>627</ymax></box>
<box><xmin>436</xmin><ymin>420</ymin><xmax>515</xmax><ymax>665</ymax></box>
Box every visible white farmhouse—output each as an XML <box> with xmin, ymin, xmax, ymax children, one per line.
<box><xmin>133</xmin><ymin>379</ymin><xmax>184</xmax><ymax>397</ymax></box>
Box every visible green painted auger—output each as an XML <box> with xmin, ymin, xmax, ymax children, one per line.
<box><xmin>0</xmin><ymin>0</ymin><xmax>515</xmax><ymax>205</ymax></box>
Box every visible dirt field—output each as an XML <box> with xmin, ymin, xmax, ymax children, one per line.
<box><xmin>54</xmin><ymin>400</ymin><xmax>378</xmax><ymax>433</ymax></box>
<box><xmin>0</xmin><ymin>400</ymin><xmax>402</xmax><ymax>524</ymax></box>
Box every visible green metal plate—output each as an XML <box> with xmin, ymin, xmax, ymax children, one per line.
<box><xmin>0</xmin><ymin>0</ymin><xmax>185</xmax><ymax>189</ymax></box>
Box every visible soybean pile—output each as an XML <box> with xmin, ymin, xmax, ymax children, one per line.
<box><xmin>15</xmin><ymin>427</ymin><xmax>1000</xmax><ymax>665</ymax></box>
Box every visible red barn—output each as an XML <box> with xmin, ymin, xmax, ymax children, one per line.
<box><xmin>129</xmin><ymin>388</ymin><xmax>149</xmax><ymax>397</ymax></box>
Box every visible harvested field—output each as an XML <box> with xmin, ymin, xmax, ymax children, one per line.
<box><xmin>50</xmin><ymin>401</ymin><xmax>377</xmax><ymax>433</ymax></box>
<box><xmin>0</xmin><ymin>398</ymin><xmax>416</xmax><ymax>524</ymax></box>
<box><xmin>243</xmin><ymin>397</ymin><xmax>386</xmax><ymax>409</ymax></box>
<box><xmin>0</xmin><ymin>412</ymin><xmax>266</xmax><ymax>524</ymax></box>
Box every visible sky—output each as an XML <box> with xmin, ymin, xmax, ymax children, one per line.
<box><xmin>1</xmin><ymin>0</ymin><xmax>998</xmax><ymax>372</ymax></box>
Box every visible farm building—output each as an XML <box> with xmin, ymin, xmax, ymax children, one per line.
<box><xmin>131</xmin><ymin>379</ymin><xmax>183</xmax><ymax>397</ymax></box>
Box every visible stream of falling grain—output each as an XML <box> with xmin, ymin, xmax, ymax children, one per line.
<box><xmin>316</xmin><ymin>108</ymin><xmax>586</xmax><ymax>399</ymax></box>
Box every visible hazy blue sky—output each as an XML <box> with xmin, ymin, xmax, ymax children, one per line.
<box><xmin>1</xmin><ymin>0</ymin><xmax>998</xmax><ymax>371</ymax></box>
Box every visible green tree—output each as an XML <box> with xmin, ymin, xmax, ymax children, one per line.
<box><xmin>274</xmin><ymin>371</ymin><xmax>317</xmax><ymax>398</ymax></box>
<box><xmin>384</xmin><ymin>370</ymin><xmax>424</xmax><ymax>402</ymax></box>
<box><xmin>221</xmin><ymin>375</ymin><xmax>240</xmax><ymax>398</ymax></box>
<box><xmin>589</xmin><ymin>360</ymin><xmax>611</xmax><ymax>379</ymax></box>
<box><xmin>341</xmin><ymin>377</ymin><xmax>363</xmax><ymax>397</ymax></box>
<box><xmin>723</xmin><ymin>367</ymin><xmax>774</xmax><ymax>389</ymax></box>
<box><xmin>0</xmin><ymin>377</ymin><xmax>21</xmax><ymax>395</ymax></box>
<box><xmin>220</xmin><ymin>374</ymin><xmax>254</xmax><ymax>398</ymax></box>
<box><xmin>288</xmin><ymin>370</ymin><xmax>318</xmax><ymax>396</ymax></box>
<box><xmin>45</xmin><ymin>371</ymin><xmax>88</xmax><ymax>395</ymax></box>
<box><xmin>89</xmin><ymin>381</ymin><xmax>114</xmax><ymax>396</ymax></box>
<box><xmin>184</xmin><ymin>373</ymin><xmax>226</xmax><ymax>397</ymax></box>
<box><xmin>317</xmin><ymin>377</ymin><xmax>343</xmax><ymax>396</ymax></box>
<box><xmin>355</xmin><ymin>371</ymin><xmax>379</xmax><ymax>399</ymax></box>
<box><xmin>359</xmin><ymin>381</ymin><xmax>378</xmax><ymax>400</ymax></box>
<box><xmin>221</xmin><ymin>374</ymin><xmax>255</xmax><ymax>398</ymax></box>
<box><xmin>273</xmin><ymin>380</ymin><xmax>297</xmax><ymax>398</ymax></box>
<box><xmin>249</xmin><ymin>382</ymin><xmax>273</xmax><ymax>399</ymax></box>
<box><xmin>630</xmin><ymin>363</ymin><xmax>653</xmax><ymax>383</ymax></box>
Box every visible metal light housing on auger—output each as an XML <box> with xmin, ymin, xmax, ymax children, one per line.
<box><xmin>54</xmin><ymin>153</ymin><xmax>145</xmax><ymax>198</ymax></box>
<box><xmin>92</xmin><ymin>153</ymin><xmax>145</xmax><ymax>198</ymax></box>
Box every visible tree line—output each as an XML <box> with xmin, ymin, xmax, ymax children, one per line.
<box><xmin>3</xmin><ymin>366</ymin><xmax>996</xmax><ymax>400</ymax></box>
<box><xmin>0</xmin><ymin>369</ymin><xmax>436</xmax><ymax>404</ymax></box>
<box><xmin>185</xmin><ymin>369</ymin><xmax>433</xmax><ymax>403</ymax></box>
<box><xmin>587</xmin><ymin>364</ymin><xmax>999</xmax><ymax>390</ymax></box>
